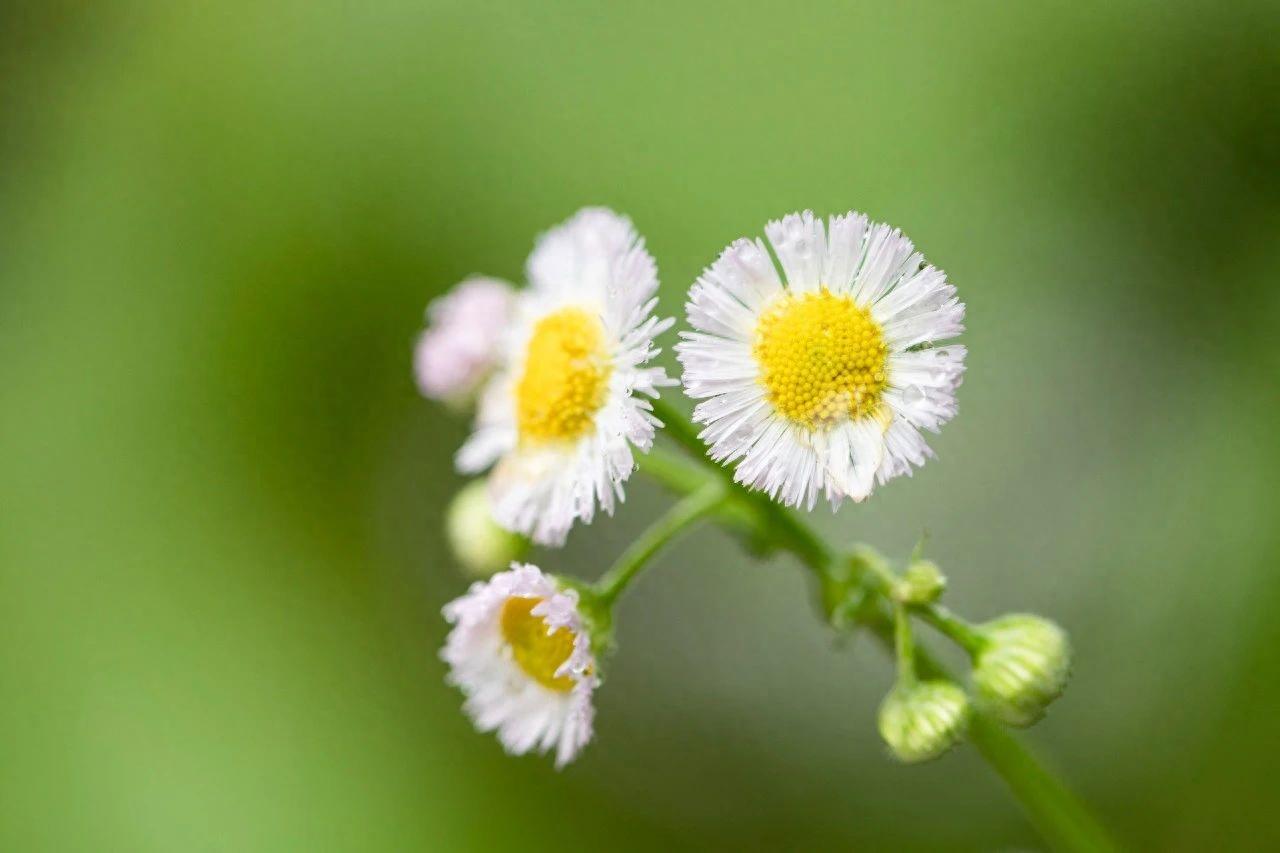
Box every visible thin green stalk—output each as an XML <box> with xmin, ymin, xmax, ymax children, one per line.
<box><xmin>593</xmin><ymin>480</ymin><xmax>725</xmax><ymax>607</ymax></box>
<box><xmin>637</xmin><ymin>450</ymin><xmax>758</xmax><ymax>537</ymax></box>
<box><xmin>650</xmin><ymin>398</ymin><xmax>834</xmax><ymax>570</ymax></box>
<box><xmin>642</xmin><ymin>397</ymin><xmax>1119</xmax><ymax>852</ymax></box>
<box><xmin>968</xmin><ymin>714</ymin><xmax>1119</xmax><ymax>852</ymax></box>
<box><xmin>893</xmin><ymin>602</ymin><xmax>916</xmax><ymax>687</ymax></box>
<box><xmin>849</xmin><ymin>544</ymin><xmax>899</xmax><ymax>593</ymax></box>
<box><xmin>915</xmin><ymin>603</ymin><xmax>986</xmax><ymax>656</ymax></box>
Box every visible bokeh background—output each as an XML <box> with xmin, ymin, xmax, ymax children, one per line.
<box><xmin>4</xmin><ymin>1</ymin><xmax>1279</xmax><ymax>849</ymax></box>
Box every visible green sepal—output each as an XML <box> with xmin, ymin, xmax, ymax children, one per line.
<box><xmin>553</xmin><ymin>575</ymin><xmax>616</xmax><ymax>679</ymax></box>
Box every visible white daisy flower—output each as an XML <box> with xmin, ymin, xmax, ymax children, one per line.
<box><xmin>442</xmin><ymin>563</ymin><xmax>597</xmax><ymax>767</ymax></box>
<box><xmin>676</xmin><ymin>210</ymin><xmax>965</xmax><ymax>509</ymax></box>
<box><xmin>457</xmin><ymin>208</ymin><xmax>674</xmax><ymax>545</ymax></box>
<box><xmin>415</xmin><ymin>276</ymin><xmax>517</xmax><ymax>404</ymax></box>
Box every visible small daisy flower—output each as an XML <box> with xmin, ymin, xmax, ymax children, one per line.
<box><xmin>457</xmin><ymin>208</ymin><xmax>673</xmax><ymax>545</ymax></box>
<box><xmin>442</xmin><ymin>563</ymin><xmax>597</xmax><ymax>767</ymax></box>
<box><xmin>677</xmin><ymin>210</ymin><xmax>965</xmax><ymax>509</ymax></box>
<box><xmin>415</xmin><ymin>276</ymin><xmax>517</xmax><ymax>404</ymax></box>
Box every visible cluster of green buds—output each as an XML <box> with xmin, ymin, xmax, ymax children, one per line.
<box><xmin>863</xmin><ymin>552</ymin><xmax>1072</xmax><ymax>762</ymax></box>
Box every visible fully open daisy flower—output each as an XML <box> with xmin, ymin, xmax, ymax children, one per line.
<box><xmin>442</xmin><ymin>563</ymin><xmax>597</xmax><ymax>767</ymax></box>
<box><xmin>414</xmin><ymin>276</ymin><xmax>516</xmax><ymax>404</ymax></box>
<box><xmin>457</xmin><ymin>208</ymin><xmax>673</xmax><ymax>545</ymax></box>
<box><xmin>676</xmin><ymin>210</ymin><xmax>965</xmax><ymax>509</ymax></box>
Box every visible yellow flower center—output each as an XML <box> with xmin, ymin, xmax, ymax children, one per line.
<box><xmin>515</xmin><ymin>308</ymin><xmax>612</xmax><ymax>444</ymax></box>
<box><xmin>753</xmin><ymin>288</ymin><xmax>889</xmax><ymax>429</ymax></box>
<box><xmin>499</xmin><ymin>596</ymin><xmax>577</xmax><ymax>693</ymax></box>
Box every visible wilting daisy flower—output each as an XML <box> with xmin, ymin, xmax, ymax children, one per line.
<box><xmin>457</xmin><ymin>208</ymin><xmax>673</xmax><ymax>545</ymax></box>
<box><xmin>415</xmin><ymin>276</ymin><xmax>516</xmax><ymax>404</ymax></box>
<box><xmin>442</xmin><ymin>563</ymin><xmax>597</xmax><ymax>767</ymax></box>
<box><xmin>677</xmin><ymin>210</ymin><xmax>965</xmax><ymax>509</ymax></box>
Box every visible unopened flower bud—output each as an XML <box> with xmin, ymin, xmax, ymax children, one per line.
<box><xmin>878</xmin><ymin>680</ymin><xmax>970</xmax><ymax>763</ymax></box>
<box><xmin>971</xmin><ymin>614</ymin><xmax>1071</xmax><ymax>727</ymax></box>
<box><xmin>896</xmin><ymin>560</ymin><xmax>946</xmax><ymax>604</ymax></box>
<box><xmin>446</xmin><ymin>481</ymin><xmax>529</xmax><ymax>577</ymax></box>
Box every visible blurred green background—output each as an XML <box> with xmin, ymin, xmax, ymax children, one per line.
<box><xmin>3</xmin><ymin>1</ymin><xmax>1278</xmax><ymax>849</ymax></box>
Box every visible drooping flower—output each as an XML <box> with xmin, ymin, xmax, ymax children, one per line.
<box><xmin>457</xmin><ymin>208</ymin><xmax>673</xmax><ymax>545</ymax></box>
<box><xmin>442</xmin><ymin>563</ymin><xmax>597</xmax><ymax>766</ymax></box>
<box><xmin>677</xmin><ymin>210</ymin><xmax>965</xmax><ymax>509</ymax></box>
<box><xmin>415</xmin><ymin>276</ymin><xmax>516</xmax><ymax>404</ymax></box>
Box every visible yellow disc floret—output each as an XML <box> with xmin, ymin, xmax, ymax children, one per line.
<box><xmin>515</xmin><ymin>307</ymin><xmax>612</xmax><ymax>444</ymax></box>
<box><xmin>500</xmin><ymin>596</ymin><xmax>577</xmax><ymax>692</ymax></box>
<box><xmin>753</xmin><ymin>288</ymin><xmax>889</xmax><ymax>429</ymax></box>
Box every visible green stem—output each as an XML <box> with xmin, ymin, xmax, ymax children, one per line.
<box><xmin>967</xmin><ymin>714</ymin><xmax>1119</xmax><ymax>852</ymax></box>
<box><xmin>593</xmin><ymin>480</ymin><xmax>725</xmax><ymax>607</ymax></box>
<box><xmin>849</xmin><ymin>544</ymin><xmax>899</xmax><ymax>593</ymax></box>
<box><xmin>651</xmin><ymin>398</ymin><xmax>834</xmax><ymax>571</ymax></box>
<box><xmin>915</xmin><ymin>604</ymin><xmax>986</xmax><ymax>656</ymax></box>
<box><xmin>637</xmin><ymin>449</ymin><xmax>758</xmax><ymax>537</ymax></box>
<box><xmin>893</xmin><ymin>602</ymin><xmax>916</xmax><ymax>687</ymax></box>
<box><xmin>642</xmin><ymin>397</ymin><xmax>1119</xmax><ymax>853</ymax></box>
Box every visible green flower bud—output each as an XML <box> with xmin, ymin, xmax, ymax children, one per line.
<box><xmin>896</xmin><ymin>560</ymin><xmax>946</xmax><ymax>604</ymax></box>
<box><xmin>878</xmin><ymin>680</ymin><xmax>970</xmax><ymax>763</ymax></box>
<box><xmin>971</xmin><ymin>614</ymin><xmax>1072</xmax><ymax>727</ymax></box>
<box><xmin>446</xmin><ymin>481</ymin><xmax>529</xmax><ymax>577</ymax></box>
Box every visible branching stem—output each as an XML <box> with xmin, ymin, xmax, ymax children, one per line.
<box><xmin>644</xmin><ymin>397</ymin><xmax>1119</xmax><ymax>853</ymax></box>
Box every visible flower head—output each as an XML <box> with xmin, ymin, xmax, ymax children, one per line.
<box><xmin>442</xmin><ymin>563</ymin><xmax>598</xmax><ymax>767</ymax></box>
<box><xmin>415</xmin><ymin>276</ymin><xmax>517</xmax><ymax>404</ymax></box>
<box><xmin>677</xmin><ymin>211</ymin><xmax>965</xmax><ymax>509</ymax></box>
<box><xmin>972</xmin><ymin>614</ymin><xmax>1072</xmax><ymax>727</ymax></box>
<box><xmin>445</xmin><ymin>481</ymin><xmax>529</xmax><ymax>577</ymax></box>
<box><xmin>457</xmin><ymin>208</ymin><xmax>674</xmax><ymax>545</ymax></box>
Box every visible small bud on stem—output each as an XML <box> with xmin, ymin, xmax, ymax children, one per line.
<box><xmin>879</xmin><ymin>680</ymin><xmax>970</xmax><ymax>763</ymax></box>
<box><xmin>446</xmin><ymin>480</ymin><xmax>529</xmax><ymax>577</ymax></box>
<box><xmin>972</xmin><ymin>614</ymin><xmax>1072</xmax><ymax>727</ymax></box>
<box><xmin>895</xmin><ymin>559</ymin><xmax>947</xmax><ymax>604</ymax></box>
<box><xmin>879</xmin><ymin>602</ymin><xmax>970</xmax><ymax>761</ymax></box>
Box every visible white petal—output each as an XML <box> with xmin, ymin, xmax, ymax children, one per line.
<box><xmin>527</xmin><ymin>207</ymin><xmax>638</xmax><ymax>302</ymax></box>
<box><xmin>765</xmin><ymin>210</ymin><xmax>827</xmax><ymax>292</ymax></box>
<box><xmin>822</xmin><ymin>211</ymin><xmax>869</xmax><ymax>294</ymax></box>
<box><xmin>851</xmin><ymin>223</ymin><xmax>920</xmax><ymax>307</ymax></box>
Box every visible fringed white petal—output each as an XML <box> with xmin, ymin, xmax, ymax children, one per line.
<box><xmin>685</xmin><ymin>237</ymin><xmax>782</xmax><ymax>343</ymax></box>
<box><xmin>822</xmin><ymin>211</ymin><xmax>870</xmax><ymax>295</ymax></box>
<box><xmin>765</xmin><ymin>210</ymin><xmax>827</xmax><ymax>293</ymax></box>
<box><xmin>526</xmin><ymin>207</ymin><xmax>638</xmax><ymax>303</ymax></box>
